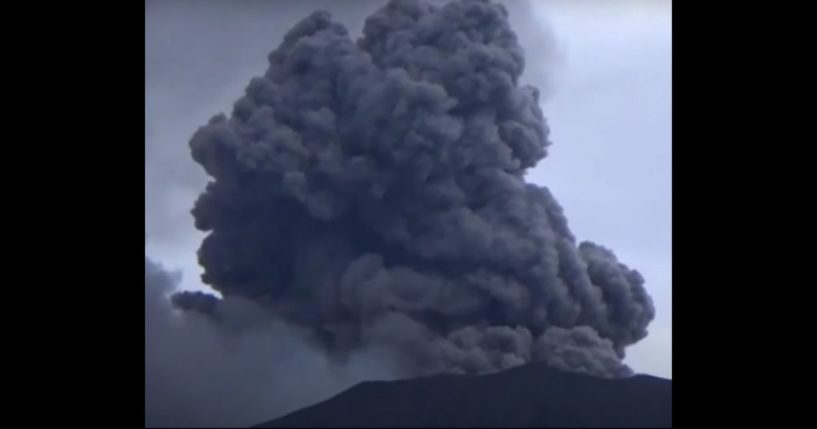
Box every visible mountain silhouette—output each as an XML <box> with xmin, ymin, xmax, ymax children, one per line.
<box><xmin>254</xmin><ymin>363</ymin><xmax>672</xmax><ymax>428</ymax></box>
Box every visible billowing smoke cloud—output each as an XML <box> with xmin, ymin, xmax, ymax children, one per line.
<box><xmin>174</xmin><ymin>0</ymin><xmax>654</xmax><ymax>386</ymax></box>
<box><xmin>146</xmin><ymin>256</ymin><xmax>402</xmax><ymax>427</ymax></box>
<box><xmin>145</xmin><ymin>0</ymin><xmax>559</xmax><ymax>245</ymax></box>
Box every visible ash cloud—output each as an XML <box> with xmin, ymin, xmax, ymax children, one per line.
<box><xmin>145</xmin><ymin>0</ymin><xmax>560</xmax><ymax>245</ymax></box>
<box><xmin>146</xmin><ymin>0</ymin><xmax>655</xmax><ymax>426</ymax></box>
<box><xmin>181</xmin><ymin>0</ymin><xmax>654</xmax><ymax>381</ymax></box>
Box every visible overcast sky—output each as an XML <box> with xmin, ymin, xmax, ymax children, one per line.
<box><xmin>145</xmin><ymin>0</ymin><xmax>671</xmax><ymax>378</ymax></box>
<box><xmin>529</xmin><ymin>1</ymin><xmax>672</xmax><ymax>378</ymax></box>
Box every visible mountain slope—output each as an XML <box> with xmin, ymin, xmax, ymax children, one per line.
<box><xmin>254</xmin><ymin>363</ymin><xmax>672</xmax><ymax>428</ymax></box>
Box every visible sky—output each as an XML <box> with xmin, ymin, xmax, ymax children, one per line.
<box><xmin>529</xmin><ymin>0</ymin><xmax>672</xmax><ymax>378</ymax></box>
<box><xmin>145</xmin><ymin>0</ymin><xmax>671</xmax><ymax>379</ymax></box>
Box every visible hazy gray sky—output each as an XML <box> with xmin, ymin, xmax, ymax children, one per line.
<box><xmin>145</xmin><ymin>0</ymin><xmax>671</xmax><ymax>378</ymax></box>
<box><xmin>528</xmin><ymin>1</ymin><xmax>672</xmax><ymax>378</ymax></box>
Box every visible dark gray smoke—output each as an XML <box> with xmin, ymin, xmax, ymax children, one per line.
<box><xmin>180</xmin><ymin>0</ymin><xmax>654</xmax><ymax>381</ymax></box>
<box><xmin>145</xmin><ymin>0</ymin><xmax>559</xmax><ymax>246</ymax></box>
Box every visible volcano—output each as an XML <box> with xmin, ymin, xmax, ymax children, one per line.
<box><xmin>254</xmin><ymin>363</ymin><xmax>672</xmax><ymax>428</ymax></box>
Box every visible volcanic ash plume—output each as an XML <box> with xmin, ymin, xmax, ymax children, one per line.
<box><xmin>180</xmin><ymin>0</ymin><xmax>654</xmax><ymax>379</ymax></box>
